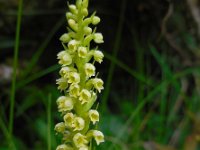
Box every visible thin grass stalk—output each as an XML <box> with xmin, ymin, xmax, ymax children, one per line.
<box><xmin>21</xmin><ymin>18</ymin><xmax>64</xmax><ymax>78</ymax></box>
<box><xmin>47</xmin><ymin>94</ymin><xmax>52</xmax><ymax>150</ymax></box>
<box><xmin>101</xmin><ymin>0</ymin><xmax>127</xmax><ymax>113</ymax></box>
<box><xmin>9</xmin><ymin>0</ymin><xmax>23</xmax><ymax>142</ymax></box>
<box><xmin>0</xmin><ymin>114</ymin><xmax>16</xmax><ymax>149</ymax></box>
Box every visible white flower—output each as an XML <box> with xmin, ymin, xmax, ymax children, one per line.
<box><xmin>94</xmin><ymin>33</ymin><xmax>104</xmax><ymax>43</ymax></box>
<box><xmin>54</xmin><ymin>122</ymin><xmax>65</xmax><ymax>133</ymax></box>
<box><xmin>72</xmin><ymin>117</ymin><xmax>85</xmax><ymax>131</ymax></box>
<box><xmin>68</xmin><ymin>72</ymin><xmax>80</xmax><ymax>84</ymax></box>
<box><xmin>64</xmin><ymin>112</ymin><xmax>75</xmax><ymax>128</ymax></box>
<box><xmin>84</xmin><ymin>63</ymin><xmax>95</xmax><ymax>77</ymax></box>
<box><xmin>56</xmin><ymin>78</ymin><xmax>68</xmax><ymax>91</ymax></box>
<box><xmin>57</xmin><ymin>51</ymin><xmax>72</xmax><ymax>66</ymax></box>
<box><xmin>79</xmin><ymin>89</ymin><xmax>91</xmax><ymax>104</ymax></box>
<box><xmin>57</xmin><ymin>96</ymin><xmax>74</xmax><ymax>112</ymax></box>
<box><xmin>78</xmin><ymin>46</ymin><xmax>87</xmax><ymax>58</ymax></box>
<box><xmin>56</xmin><ymin>144</ymin><xmax>73</xmax><ymax>150</ymax></box>
<box><xmin>59</xmin><ymin>67</ymin><xmax>77</xmax><ymax>78</ymax></box>
<box><xmin>73</xmin><ymin>133</ymin><xmax>88</xmax><ymax>148</ymax></box>
<box><xmin>93</xmin><ymin>50</ymin><xmax>104</xmax><ymax>63</ymax></box>
<box><xmin>79</xmin><ymin>146</ymin><xmax>89</xmax><ymax>150</ymax></box>
<box><xmin>88</xmin><ymin>110</ymin><xmax>99</xmax><ymax>124</ymax></box>
<box><xmin>69</xmin><ymin>84</ymin><xmax>80</xmax><ymax>98</ymax></box>
<box><xmin>92</xmin><ymin>130</ymin><xmax>104</xmax><ymax>145</ymax></box>
<box><xmin>68</xmin><ymin>40</ymin><xmax>79</xmax><ymax>52</ymax></box>
<box><xmin>91</xmin><ymin>78</ymin><xmax>104</xmax><ymax>93</ymax></box>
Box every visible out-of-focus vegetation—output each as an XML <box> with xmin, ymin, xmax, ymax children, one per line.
<box><xmin>1</xmin><ymin>0</ymin><xmax>200</xmax><ymax>149</ymax></box>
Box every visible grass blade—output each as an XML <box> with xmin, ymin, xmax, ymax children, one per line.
<box><xmin>47</xmin><ymin>94</ymin><xmax>52</xmax><ymax>150</ymax></box>
<box><xmin>21</xmin><ymin>18</ymin><xmax>64</xmax><ymax>78</ymax></box>
<box><xmin>9</xmin><ymin>0</ymin><xmax>23</xmax><ymax>142</ymax></box>
<box><xmin>108</xmin><ymin>81</ymin><xmax>167</xmax><ymax>150</ymax></box>
<box><xmin>101</xmin><ymin>0</ymin><xmax>127</xmax><ymax>112</ymax></box>
<box><xmin>103</xmin><ymin>51</ymin><xmax>153</xmax><ymax>85</ymax></box>
<box><xmin>149</xmin><ymin>45</ymin><xmax>180</xmax><ymax>90</ymax></box>
<box><xmin>16</xmin><ymin>64</ymin><xmax>59</xmax><ymax>89</ymax></box>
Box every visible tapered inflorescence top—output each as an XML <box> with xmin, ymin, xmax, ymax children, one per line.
<box><xmin>55</xmin><ymin>0</ymin><xmax>105</xmax><ymax>149</ymax></box>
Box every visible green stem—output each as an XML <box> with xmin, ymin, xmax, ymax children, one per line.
<box><xmin>0</xmin><ymin>110</ymin><xmax>16</xmax><ymax>149</ymax></box>
<box><xmin>9</xmin><ymin>0</ymin><xmax>23</xmax><ymax>143</ymax></box>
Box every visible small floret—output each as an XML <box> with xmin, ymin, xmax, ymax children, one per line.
<box><xmin>57</xmin><ymin>51</ymin><xmax>72</xmax><ymax>66</ymax></box>
<box><xmin>56</xmin><ymin>78</ymin><xmax>68</xmax><ymax>91</ymax></box>
<box><xmin>78</xmin><ymin>46</ymin><xmax>87</xmax><ymax>58</ymax></box>
<box><xmin>93</xmin><ymin>50</ymin><xmax>104</xmax><ymax>63</ymax></box>
<box><xmin>73</xmin><ymin>133</ymin><xmax>88</xmax><ymax>148</ymax></box>
<box><xmin>92</xmin><ymin>130</ymin><xmax>104</xmax><ymax>145</ymax></box>
<box><xmin>72</xmin><ymin>117</ymin><xmax>85</xmax><ymax>131</ymax></box>
<box><xmin>56</xmin><ymin>144</ymin><xmax>73</xmax><ymax>150</ymax></box>
<box><xmin>68</xmin><ymin>40</ymin><xmax>79</xmax><ymax>52</ymax></box>
<box><xmin>57</xmin><ymin>96</ymin><xmax>74</xmax><ymax>112</ymax></box>
<box><xmin>84</xmin><ymin>63</ymin><xmax>95</xmax><ymax>77</ymax></box>
<box><xmin>79</xmin><ymin>89</ymin><xmax>91</xmax><ymax>104</ymax></box>
<box><xmin>68</xmin><ymin>72</ymin><xmax>80</xmax><ymax>84</ymax></box>
<box><xmin>54</xmin><ymin>122</ymin><xmax>65</xmax><ymax>133</ymax></box>
<box><xmin>94</xmin><ymin>33</ymin><xmax>104</xmax><ymax>43</ymax></box>
<box><xmin>88</xmin><ymin>110</ymin><xmax>99</xmax><ymax>124</ymax></box>
<box><xmin>69</xmin><ymin>84</ymin><xmax>80</xmax><ymax>98</ymax></box>
<box><xmin>91</xmin><ymin>78</ymin><xmax>104</xmax><ymax>93</ymax></box>
<box><xmin>64</xmin><ymin>112</ymin><xmax>75</xmax><ymax>128</ymax></box>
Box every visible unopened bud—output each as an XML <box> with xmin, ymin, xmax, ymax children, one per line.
<box><xmin>92</xmin><ymin>16</ymin><xmax>100</xmax><ymax>25</ymax></box>
<box><xmin>82</xmin><ymin>8</ymin><xmax>88</xmax><ymax>16</ymax></box>
<box><xmin>69</xmin><ymin>4</ymin><xmax>77</xmax><ymax>14</ymax></box>
<box><xmin>84</xmin><ymin>27</ymin><xmax>92</xmax><ymax>35</ymax></box>
<box><xmin>59</xmin><ymin>33</ymin><xmax>71</xmax><ymax>43</ymax></box>
<box><xmin>94</xmin><ymin>33</ymin><xmax>104</xmax><ymax>43</ymax></box>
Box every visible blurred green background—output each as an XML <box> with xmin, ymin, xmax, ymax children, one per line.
<box><xmin>1</xmin><ymin>0</ymin><xmax>200</xmax><ymax>149</ymax></box>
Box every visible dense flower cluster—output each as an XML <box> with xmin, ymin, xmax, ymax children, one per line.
<box><xmin>55</xmin><ymin>0</ymin><xmax>104</xmax><ymax>149</ymax></box>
